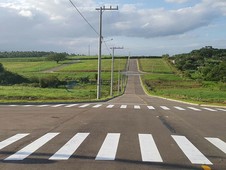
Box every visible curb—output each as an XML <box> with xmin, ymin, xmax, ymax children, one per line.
<box><xmin>136</xmin><ymin>60</ymin><xmax>226</xmax><ymax>108</ymax></box>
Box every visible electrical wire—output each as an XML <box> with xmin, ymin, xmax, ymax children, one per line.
<box><xmin>69</xmin><ymin>0</ymin><xmax>99</xmax><ymax>36</ymax></box>
<box><xmin>103</xmin><ymin>40</ymin><xmax>112</xmax><ymax>55</ymax></box>
<box><xmin>69</xmin><ymin>0</ymin><xmax>112</xmax><ymax>56</ymax></box>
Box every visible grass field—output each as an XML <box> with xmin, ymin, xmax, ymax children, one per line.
<box><xmin>0</xmin><ymin>57</ymin><xmax>127</xmax><ymax>102</ymax></box>
<box><xmin>139</xmin><ymin>58</ymin><xmax>226</xmax><ymax>105</ymax></box>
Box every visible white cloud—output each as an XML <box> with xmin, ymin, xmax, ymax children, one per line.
<box><xmin>19</xmin><ymin>10</ymin><xmax>32</xmax><ymax>17</ymax></box>
<box><xmin>165</xmin><ymin>0</ymin><xmax>188</xmax><ymax>3</ymax></box>
<box><xmin>0</xmin><ymin>0</ymin><xmax>226</xmax><ymax>55</ymax></box>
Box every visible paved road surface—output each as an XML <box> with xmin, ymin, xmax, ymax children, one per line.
<box><xmin>0</xmin><ymin>59</ymin><xmax>226</xmax><ymax>170</ymax></box>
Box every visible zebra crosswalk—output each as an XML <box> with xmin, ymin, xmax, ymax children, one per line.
<box><xmin>1</xmin><ymin>132</ymin><xmax>226</xmax><ymax>165</ymax></box>
<box><xmin>4</xmin><ymin>103</ymin><xmax>226</xmax><ymax>112</ymax></box>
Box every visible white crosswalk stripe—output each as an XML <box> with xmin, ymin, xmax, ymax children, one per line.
<box><xmin>217</xmin><ymin>108</ymin><xmax>226</xmax><ymax>112</ymax></box>
<box><xmin>187</xmin><ymin>107</ymin><xmax>201</xmax><ymax>111</ymax></box>
<box><xmin>5</xmin><ymin>104</ymin><xmax>222</xmax><ymax>113</ymax></box>
<box><xmin>95</xmin><ymin>133</ymin><xmax>120</xmax><ymax>161</ymax></box>
<box><xmin>160</xmin><ymin>106</ymin><xmax>170</xmax><ymax>110</ymax></box>
<box><xmin>23</xmin><ymin>105</ymin><xmax>33</xmax><ymax>107</ymax></box>
<box><xmin>79</xmin><ymin>104</ymin><xmax>90</xmax><ymax>108</ymax></box>
<box><xmin>65</xmin><ymin>104</ymin><xmax>78</xmax><ymax>108</ymax></box>
<box><xmin>174</xmin><ymin>106</ymin><xmax>186</xmax><ymax>111</ymax></box>
<box><xmin>5</xmin><ymin>133</ymin><xmax>59</xmax><ymax>161</ymax></box>
<box><xmin>172</xmin><ymin>135</ymin><xmax>212</xmax><ymax>165</ymax></box>
<box><xmin>37</xmin><ymin>105</ymin><xmax>49</xmax><ymax>108</ymax></box>
<box><xmin>0</xmin><ymin>134</ymin><xmax>29</xmax><ymax>150</ymax></box>
<box><xmin>139</xmin><ymin>134</ymin><xmax>163</xmax><ymax>162</ymax></box>
<box><xmin>2</xmin><ymin>132</ymin><xmax>226</xmax><ymax>165</ymax></box>
<box><xmin>49</xmin><ymin>133</ymin><xmax>89</xmax><ymax>160</ymax></box>
<box><xmin>202</xmin><ymin>108</ymin><xmax>217</xmax><ymax>112</ymax></box>
<box><xmin>134</xmin><ymin>105</ymin><xmax>141</xmax><ymax>109</ymax></box>
<box><xmin>120</xmin><ymin>105</ymin><xmax>127</xmax><ymax>109</ymax></box>
<box><xmin>147</xmin><ymin>106</ymin><xmax>155</xmax><ymax>110</ymax></box>
<box><xmin>106</xmin><ymin>105</ymin><xmax>114</xmax><ymax>108</ymax></box>
<box><xmin>93</xmin><ymin>104</ymin><xmax>102</xmax><ymax>108</ymax></box>
<box><xmin>52</xmin><ymin>104</ymin><xmax>65</xmax><ymax>108</ymax></box>
<box><xmin>205</xmin><ymin>137</ymin><xmax>226</xmax><ymax>154</ymax></box>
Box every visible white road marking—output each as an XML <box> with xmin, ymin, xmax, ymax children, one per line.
<box><xmin>9</xmin><ymin>105</ymin><xmax>17</xmax><ymax>107</ymax></box>
<box><xmin>120</xmin><ymin>105</ymin><xmax>127</xmax><ymax>109</ymax></box>
<box><xmin>187</xmin><ymin>107</ymin><xmax>201</xmax><ymax>111</ymax></box>
<box><xmin>217</xmin><ymin>108</ymin><xmax>226</xmax><ymax>112</ymax></box>
<box><xmin>134</xmin><ymin>105</ymin><xmax>141</xmax><ymax>109</ymax></box>
<box><xmin>0</xmin><ymin>134</ymin><xmax>29</xmax><ymax>150</ymax></box>
<box><xmin>174</xmin><ymin>106</ymin><xmax>186</xmax><ymax>111</ymax></box>
<box><xmin>160</xmin><ymin>106</ymin><xmax>170</xmax><ymax>110</ymax></box>
<box><xmin>93</xmin><ymin>104</ymin><xmax>102</xmax><ymax>108</ymax></box>
<box><xmin>49</xmin><ymin>133</ymin><xmax>89</xmax><ymax>160</ymax></box>
<box><xmin>147</xmin><ymin>106</ymin><xmax>155</xmax><ymax>110</ymax></box>
<box><xmin>138</xmin><ymin>134</ymin><xmax>163</xmax><ymax>162</ymax></box>
<box><xmin>65</xmin><ymin>104</ymin><xmax>78</xmax><ymax>108</ymax></box>
<box><xmin>172</xmin><ymin>135</ymin><xmax>212</xmax><ymax>165</ymax></box>
<box><xmin>106</xmin><ymin>105</ymin><xmax>114</xmax><ymax>108</ymax></box>
<box><xmin>202</xmin><ymin>108</ymin><xmax>217</xmax><ymax>112</ymax></box>
<box><xmin>37</xmin><ymin>105</ymin><xmax>49</xmax><ymax>108</ymax></box>
<box><xmin>95</xmin><ymin>133</ymin><xmax>120</xmax><ymax>160</ymax></box>
<box><xmin>23</xmin><ymin>105</ymin><xmax>33</xmax><ymax>107</ymax></box>
<box><xmin>79</xmin><ymin>104</ymin><xmax>90</xmax><ymax>108</ymax></box>
<box><xmin>5</xmin><ymin>133</ymin><xmax>59</xmax><ymax>161</ymax></box>
<box><xmin>206</xmin><ymin>138</ymin><xmax>226</xmax><ymax>154</ymax></box>
<box><xmin>51</xmin><ymin>104</ymin><xmax>65</xmax><ymax>108</ymax></box>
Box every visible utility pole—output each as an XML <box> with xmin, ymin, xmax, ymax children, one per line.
<box><xmin>96</xmin><ymin>6</ymin><xmax>118</xmax><ymax>99</ymax></box>
<box><xmin>110</xmin><ymin>47</ymin><xmax>123</xmax><ymax>97</ymax></box>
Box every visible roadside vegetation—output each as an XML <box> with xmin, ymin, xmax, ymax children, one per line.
<box><xmin>0</xmin><ymin>51</ymin><xmax>127</xmax><ymax>103</ymax></box>
<box><xmin>139</xmin><ymin>51</ymin><xmax>226</xmax><ymax>105</ymax></box>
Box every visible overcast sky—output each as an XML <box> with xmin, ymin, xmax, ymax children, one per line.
<box><xmin>0</xmin><ymin>0</ymin><xmax>226</xmax><ymax>56</ymax></box>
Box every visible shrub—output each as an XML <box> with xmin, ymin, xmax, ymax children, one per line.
<box><xmin>39</xmin><ymin>76</ymin><xmax>61</xmax><ymax>88</ymax></box>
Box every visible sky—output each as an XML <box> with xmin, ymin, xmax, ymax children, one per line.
<box><xmin>0</xmin><ymin>0</ymin><xmax>226</xmax><ymax>56</ymax></box>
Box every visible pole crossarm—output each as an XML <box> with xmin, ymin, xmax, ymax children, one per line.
<box><xmin>96</xmin><ymin>6</ymin><xmax>119</xmax><ymax>11</ymax></box>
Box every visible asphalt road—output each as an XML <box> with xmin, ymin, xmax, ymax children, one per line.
<box><xmin>0</xmin><ymin>59</ymin><xmax>226</xmax><ymax>170</ymax></box>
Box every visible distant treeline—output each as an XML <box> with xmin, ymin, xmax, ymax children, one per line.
<box><xmin>172</xmin><ymin>46</ymin><xmax>226</xmax><ymax>82</ymax></box>
<box><xmin>0</xmin><ymin>51</ymin><xmax>68</xmax><ymax>58</ymax></box>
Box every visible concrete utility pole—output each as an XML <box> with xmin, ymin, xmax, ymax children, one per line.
<box><xmin>96</xmin><ymin>6</ymin><xmax>118</xmax><ymax>99</ymax></box>
<box><xmin>110</xmin><ymin>47</ymin><xmax>123</xmax><ymax>97</ymax></box>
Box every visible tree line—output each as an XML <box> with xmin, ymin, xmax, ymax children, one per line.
<box><xmin>0</xmin><ymin>51</ymin><xmax>68</xmax><ymax>59</ymax></box>
<box><xmin>172</xmin><ymin>46</ymin><xmax>226</xmax><ymax>82</ymax></box>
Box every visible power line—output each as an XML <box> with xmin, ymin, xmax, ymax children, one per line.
<box><xmin>69</xmin><ymin>0</ymin><xmax>99</xmax><ymax>36</ymax></box>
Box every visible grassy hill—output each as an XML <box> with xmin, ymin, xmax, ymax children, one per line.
<box><xmin>139</xmin><ymin>58</ymin><xmax>226</xmax><ymax>106</ymax></box>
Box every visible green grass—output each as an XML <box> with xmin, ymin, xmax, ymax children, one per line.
<box><xmin>2</xmin><ymin>61</ymin><xmax>60</xmax><ymax>74</ymax></box>
<box><xmin>0</xmin><ymin>57</ymin><xmax>128</xmax><ymax>102</ymax></box>
<box><xmin>139</xmin><ymin>58</ymin><xmax>173</xmax><ymax>74</ymax></box>
<box><xmin>139</xmin><ymin>58</ymin><xmax>226</xmax><ymax>105</ymax></box>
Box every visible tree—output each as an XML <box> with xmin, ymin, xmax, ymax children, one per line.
<box><xmin>47</xmin><ymin>53</ymin><xmax>67</xmax><ymax>63</ymax></box>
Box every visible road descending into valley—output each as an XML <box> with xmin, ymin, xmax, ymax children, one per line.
<box><xmin>0</xmin><ymin>59</ymin><xmax>226</xmax><ymax>170</ymax></box>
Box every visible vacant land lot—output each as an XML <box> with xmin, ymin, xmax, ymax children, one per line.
<box><xmin>0</xmin><ymin>57</ymin><xmax>127</xmax><ymax>102</ymax></box>
<box><xmin>139</xmin><ymin>58</ymin><xmax>226</xmax><ymax>105</ymax></box>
